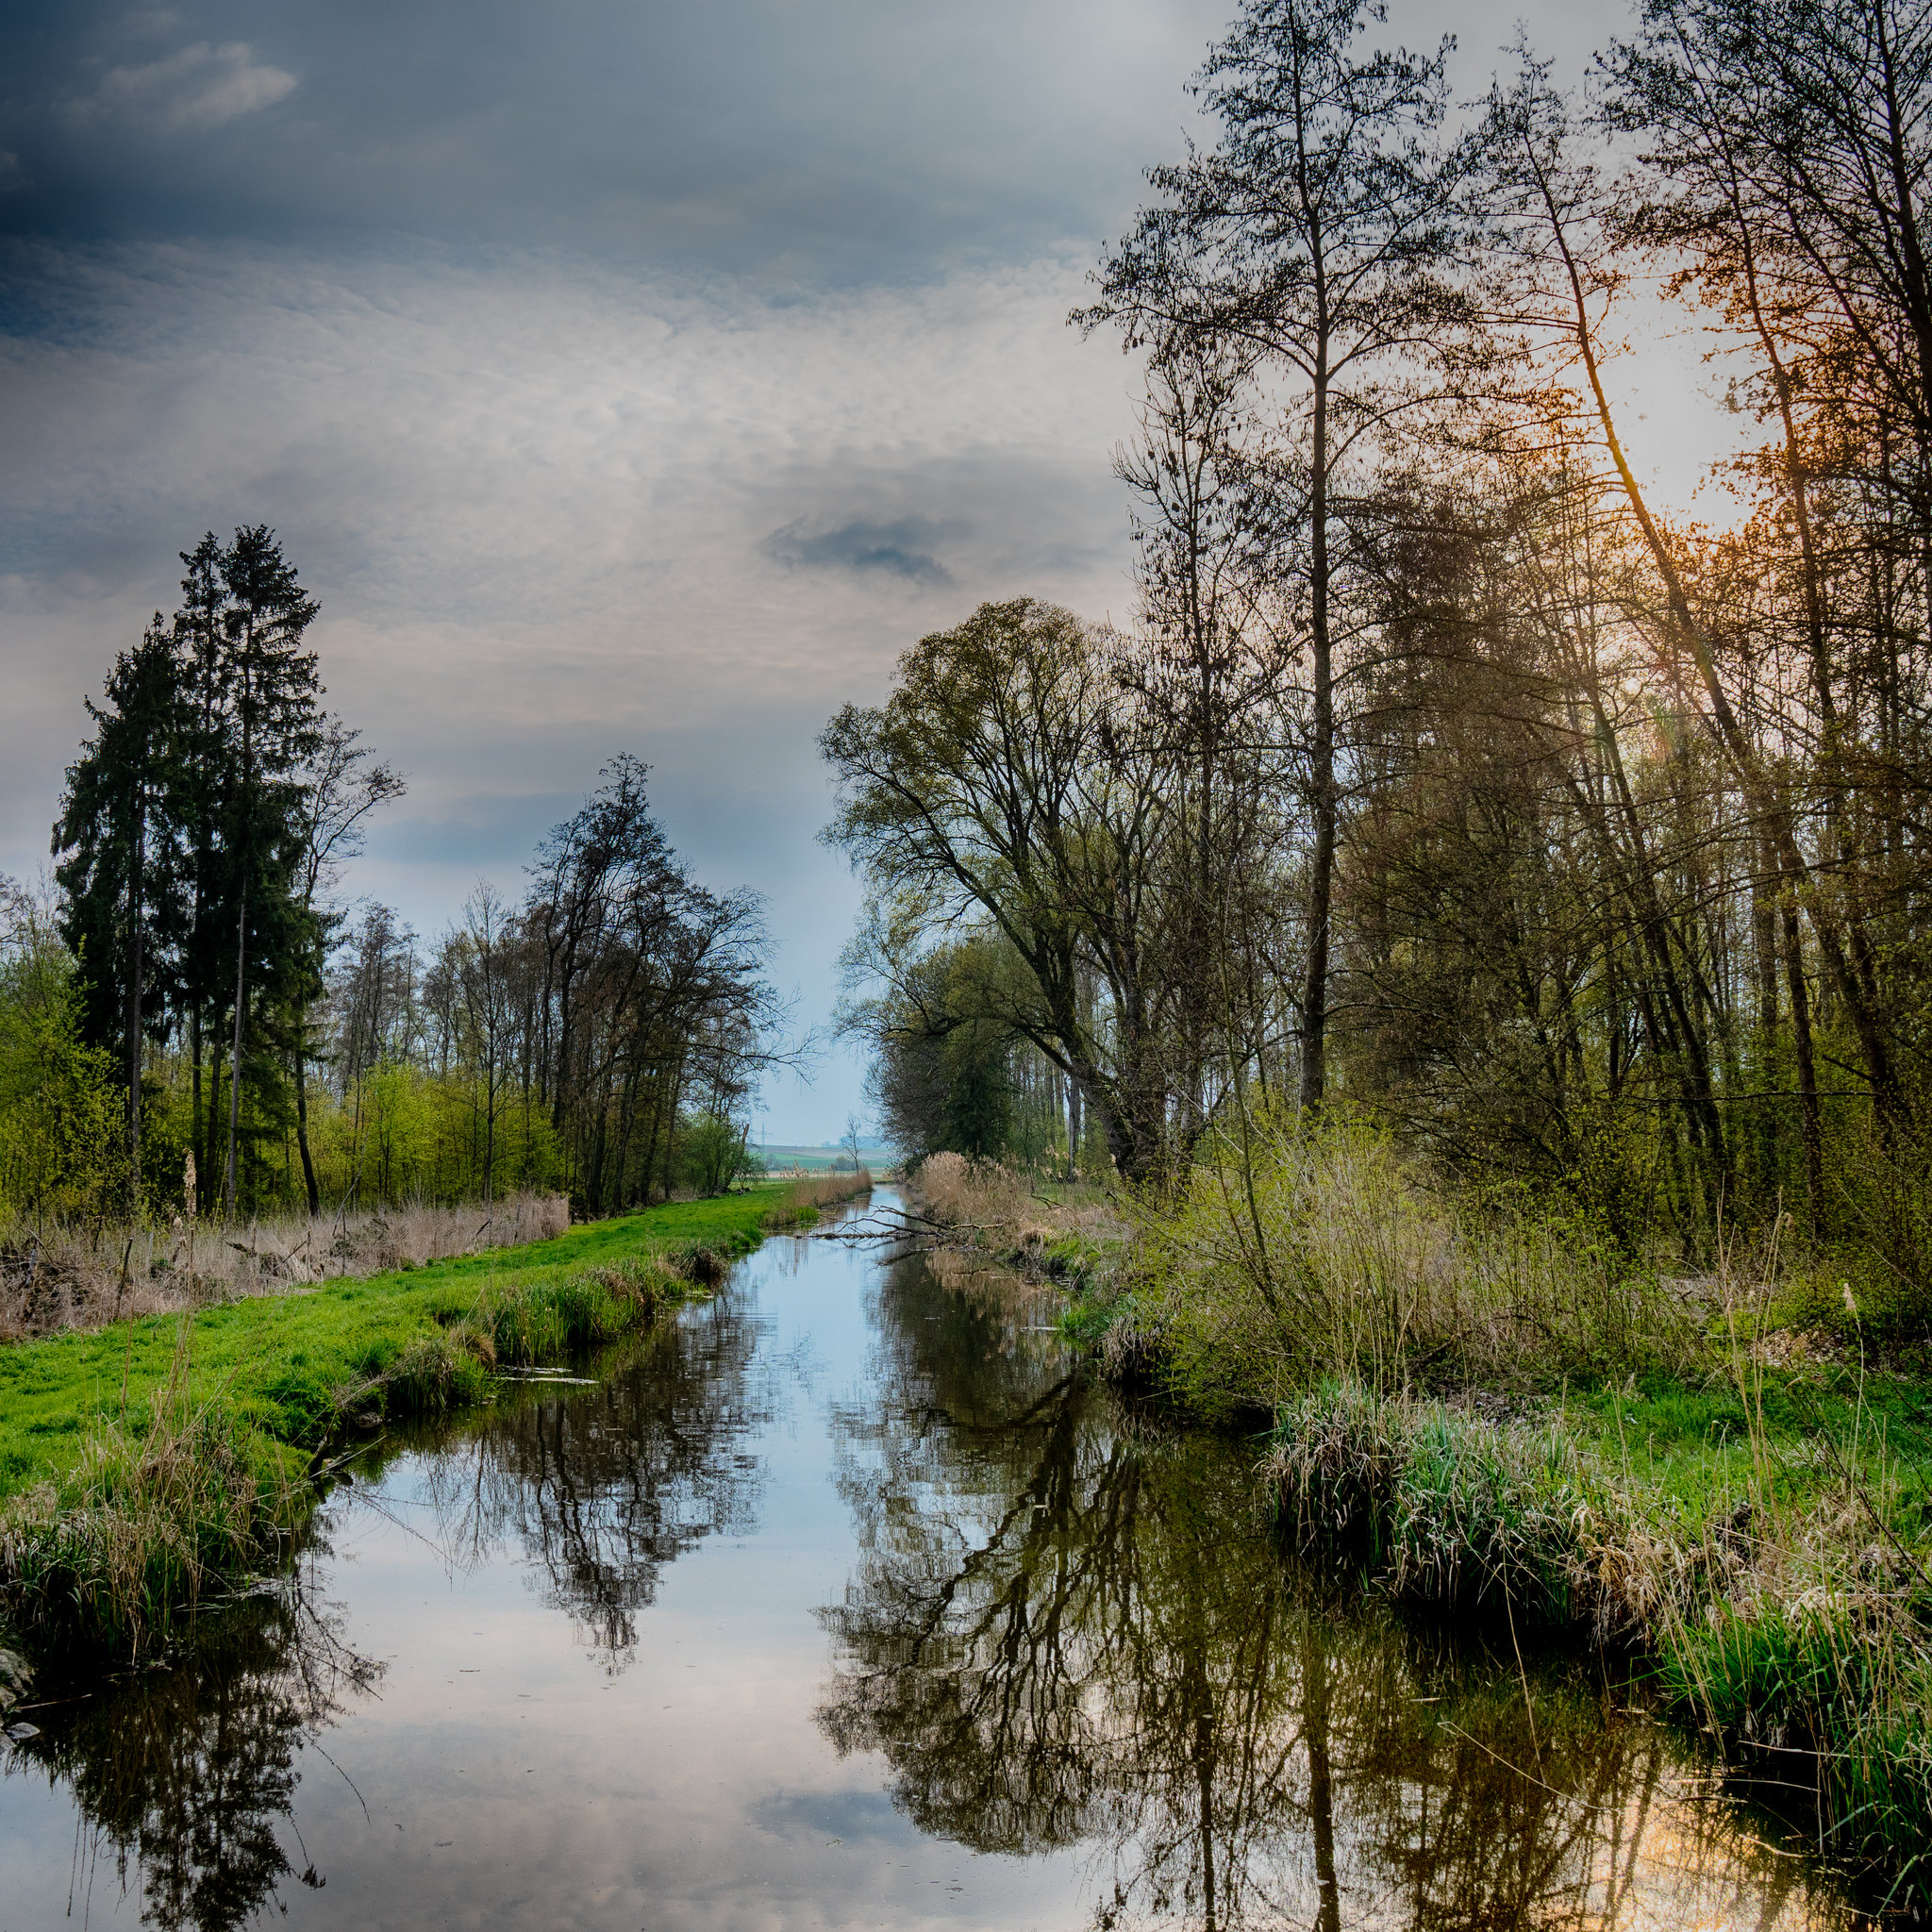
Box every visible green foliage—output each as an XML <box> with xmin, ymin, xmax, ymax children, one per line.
<box><xmin>0</xmin><ymin>906</ymin><xmax>125</xmax><ymax>1224</ymax></box>
<box><xmin>488</xmin><ymin>1259</ymin><xmax>680</xmax><ymax>1364</ymax></box>
<box><xmin>1272</xmin><ymin>1383</ymin><xmax>1599</xmax><ymax>1624</ymax></box>
<box><xmin>1128</xmin><ymin>1108</ymin><xmax>1694</xmax><ymax>1416</ymax></box>
<box><xmin>677</xmin><ymin>1111</ymin><xmax>752</xmax><ymax>1197</ymax></box>
<box><xmin>823</xmin><ymin>600</ymin><xmax>1186</xmax><ymax>1184</ymax></box>
<box><xmin>381</xmin><ymin>1325</ymin><xmax>496</xmax><ymax>1417</ymax></box>
<box><xmin>1266</xmin><ymin>1372</ymin><xmax>1932</xmax><ymax>1887</ymax></box>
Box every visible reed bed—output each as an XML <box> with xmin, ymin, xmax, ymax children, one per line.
<box><xmin>0</xmin><ymin>1192</ymin><xmax>572</xmax><ymax>1341</ymax></box>
<box><xmin>904</xmin><ymin>1151</ymin><xmax>1124</xmax><ymax>1286</ymax></box>
<box><xmin>764</xmin><ymin>1168</ymin><xmax>874</xmax><ymax>1229</ymax></box>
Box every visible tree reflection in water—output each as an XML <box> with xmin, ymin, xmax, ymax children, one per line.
<box><xmin>819</xmin><ymin>1250</ymin><xmax>1857</xmax><ymax>1932</ymax></box>
<box><xmin>413</xmin><ymin>1286</ymin><xmax>769</xmax><ymax>1665</ymax></box>
<box><xmin>5</xmin><ymin>1288</ymin><xmax>771</xmax><ymax>1927</ymax></box>
<box><xmin>4</xmin><ymin>1538</ymin><xmax>378</xmax><ymax>1932</ymax></box>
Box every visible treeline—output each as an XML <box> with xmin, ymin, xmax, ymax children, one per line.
<box><xmin>829</xmin><ymin>0</ymin><xmax>1932</xmax><ymax>1275</ymax></box>
<box><xmin>310</xmin><ymin>757</ymin><xmax>775</xmax><ymax>1215</ymax></box>
<box><xmin>6</xmin><ymin>531</ymin><xmax>776</xmax><ymax>1226</ymax></box>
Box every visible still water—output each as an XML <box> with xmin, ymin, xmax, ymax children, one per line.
<box><xmin>0</xmin><ymin>1193</ymin><xmax>1872</xmax><ymax>1929</ymax></box>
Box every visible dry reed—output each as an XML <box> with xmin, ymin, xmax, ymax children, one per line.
<box><xmin>906</xmin><ymin>1152</ymin><xmax>1121</xmax><ymax>1269</ymax></box>
<box><xmin>0</xmin><ymin>1191</ymin><xmax>571</xmax><ymax>1341</ymax></box>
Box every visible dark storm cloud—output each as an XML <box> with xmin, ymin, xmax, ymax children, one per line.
<box><xmin>0</xmin><ymin>0</ymin><xmax>1223</xmax><ymax>283</ymax></box>
<box><xmin>762</xmin><ymin>516</ymin><xmax>955</xmax><ymax>585</ymax></box>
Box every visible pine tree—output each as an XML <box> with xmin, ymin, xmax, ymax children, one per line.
<box><xmin>54</xmin><ymin>527</ymin><xmax>325</xmax><ymax>1220</ymax></box>
<box><xmin>54</xmin><ymin>616</ymin><xmax>186</xmax><ymax>1206</ymax></box>
<box><xmin>211</xmin><ymin>526</ymin><xmax>324</xmax><ymax>1218</ymax></box>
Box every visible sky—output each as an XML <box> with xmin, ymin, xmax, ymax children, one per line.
<box><xmin>3</xmin><ymin>0</ymin><xmax>1634</xmax><ymax>1142</ymax></box>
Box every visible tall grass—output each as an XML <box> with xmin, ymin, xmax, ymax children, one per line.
<box><xmin>905</xmin><ymin>1152</ymin><xmax>1123</xmax><ymax>1286</ymax></box>
<box><xmin>1265</xmin><ymin>1370</ymin><xmax>1932</xmax><ymax>1893</ymax></box>
<box><xmin>1130</xmin><ymin>1111</ymin><xmax>1695</xmax><ymax>1415</ymax></box>
<box><xmin>764</xmin><ymin>1168</ymin><xmax>874</xmax><ymax>1229</ymax></box>
<box><xmin>485</xmin><ymin>1255</ymin><xmax>688</xmax><ymax>1365</ymax></box>
<box><xmin>0</xmin><ymin>1318</ymin><xmax>286</xmax><ymax>1657</ymax></box>
<box><xmin>908</xmin><ymin>1151</ymin><xmax>1033</xmax><ymax>1229</ymax></box>
<box><xmin>0</xmin><ymin>1191</ymin><xmax>571</xmax><ymax>1340</ymax></box>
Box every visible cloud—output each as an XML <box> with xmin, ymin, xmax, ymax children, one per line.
<box><xmin>0</xmin><ymin>153</ymin><xmax>22</xmax><ymax>193</ymax></box>
<box><xmin>1</xmin><ymin>0</ymin><xmax>1222</xmax><ymax>278</ymax></box>
<box><xmin>0</xmin><ymin>240</ymin><xmax>1148</xmax><ymax>1134</ymax></box>
<box><xmin>73</xmin><ymin>42</ymin><xmax>296</xmax><ymax>135</ymax></box>
<box><xmin>763</xmin><ymin>517</ymin><xmax>956</xmax><ymax>585</ymax></box>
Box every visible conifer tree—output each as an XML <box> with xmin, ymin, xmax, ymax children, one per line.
<box><xmin>54</xmin><ymin>617</ymin><xmax>184</xmax><ymax>1206</ymax></box>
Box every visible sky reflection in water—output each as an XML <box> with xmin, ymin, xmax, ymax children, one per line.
<box><xmin>0</xmin><ymin>1198</ymin><xmax>1870</xmax><ymax>1929</ymax></box>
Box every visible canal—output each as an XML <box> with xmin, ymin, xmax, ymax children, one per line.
<box><xmin>0</xmin><ymin>1191</ymin><xmax>1865</xmax><ymax>1928</ymax></box>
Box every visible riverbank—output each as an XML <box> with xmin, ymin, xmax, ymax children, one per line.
<box><xmin>895</xmin><ymin>1145</ymin><xmax>1932</xmax><ymax>1908</ymax></box>
<box><xmin>0</xmin><ymin>1174</ymin><xmax>869</xmax><ymax>1661</ymax></box>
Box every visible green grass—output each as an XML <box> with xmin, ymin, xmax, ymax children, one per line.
<box><xmin>0</xmin><ymin>1180</ymin><xmax>869</xmax><ymax>1659</ymax></box>
<box><xmin>1559</xmin><ymin>1366</ymin><xmax>1932</xmax><ymax>1536</ymax></box>
<box><xmin>0</xmin><ymin>1185</ymin><xmax>806</xmax><ymax>1504</ymax></box>
<box><xmin>1263</xmin><ymin>1373</ymin><xmax>1932</xmax><ymax>1898</ymax></box>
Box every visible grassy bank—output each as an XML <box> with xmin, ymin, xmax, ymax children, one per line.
<box><xmin>0</xmin><ymin>1174</ymin><xmax>868</xmax><ymax>1660</ymax></box>
<box><xmin>900</xmin><ymin>1135</ymin><xmax>1932</xmax><ymax>1904</ymax></box>
<box><xmin>1266</xmin><ymin>1375</ymin><xmax>1932</xmax><ymax>1895</ymax></box>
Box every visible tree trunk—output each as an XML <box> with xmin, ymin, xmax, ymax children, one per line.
<box><xmin>223</xmin><ymin>882</ymin><xmax>246</xmax><ymax>1222</ymax></box>
<box><xmin>1299</xmin><ymin>302</ymin><xmax>1335</xmax><ymax>1113</ymax></box>
<box><xmin>125</xmin><ymin>780</ymin><xmax>144</xmax><ymax>1213</ymax></box>
<box><xmin>1781</xmin><ymin>891</ymin><xmax>1824</xmax><ymax>1235</ymax></box>
<box><xmin>293</xmin><ymin>1015</ymin><xmax>321</xmax><ymax>1216</ymax></box>
<box><xmin>1751</xmin><ymin>838</ymin><xmax>1781</xmax><ymax>1201</ymax></box>
<box><xmin>206</xmin><ymin>1005</ymin><xmax>223</xmax><ymax>1212</ymax></box>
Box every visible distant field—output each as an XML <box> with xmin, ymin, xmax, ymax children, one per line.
<box><xmin>758</xmin><ymin>1143</ymin><xmax>898</xmax><ymax>1173</ymax></box>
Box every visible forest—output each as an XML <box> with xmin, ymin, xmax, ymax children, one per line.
<box><xmin>831</xmin><ymin>0</ymin><xmax>1932</xmax><ymax>1306</ymax></box>
<box><xmin>2</xmin><ymin>529</ymin><xmax>778</xmax><ymax>1232</ymax></box>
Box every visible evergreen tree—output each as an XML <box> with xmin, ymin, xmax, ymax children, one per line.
<box><xmin>53</xmin><ymin>616</ymin><xmax>185</xmax><ymax>1205</ymax></box>
<box><xmin>53</xmin><ymin>527</ymin><xmax>325</xmax><ymax>1220</ymax></box>
<box><xmin>210</xmin><ymin>526</ymin><xmax>324</xmax><ymax>1217</ymax></box>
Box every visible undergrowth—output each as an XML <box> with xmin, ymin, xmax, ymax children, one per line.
<box><xmin>1049</xmin><ymin>1113</ymin><xmax>1932</xmax><ymax>1903</ymax></box>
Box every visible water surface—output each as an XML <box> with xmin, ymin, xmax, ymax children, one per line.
<box><xmin>0</xmin><ymin>1193</ymin><xmax>1871</xmax><ymax>1928</ymax></box>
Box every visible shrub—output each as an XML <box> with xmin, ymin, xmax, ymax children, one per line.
<box><xmin>1132</xmin><ymin>1110</ymin><xmax>1696</xmax><ymax>1413</ymax></box>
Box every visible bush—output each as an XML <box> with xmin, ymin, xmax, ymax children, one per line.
<box><xmin>1130</xmin><ymin>1110</ymin><xmax>1696</xmax><ymax>1414</ymax></box>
